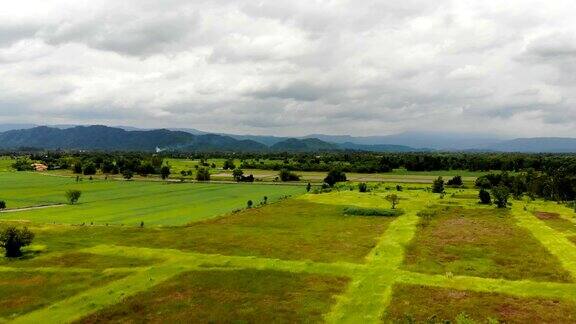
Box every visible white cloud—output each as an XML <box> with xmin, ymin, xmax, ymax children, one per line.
<box><xmin>0</xmin><ymin>0</ymin><xmax>576</xmax><ymax>137</ymax></box>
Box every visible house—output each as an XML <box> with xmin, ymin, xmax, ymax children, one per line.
<box><xmin>32</xmin><ymin>163</ymin><xmax>48</xmax><ymax>172</ymax></box>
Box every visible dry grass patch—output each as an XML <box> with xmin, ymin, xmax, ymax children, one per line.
<box><xmin>78</xmin><ymin>269</ymin><xmax>348</xmax><ymax>324</ymax></box>
<box><xmin>403</xmin><ymin>206</ymin><xmax>572</xmax><ymax>282</ymax></box>
<box><xmin>534</xmin><ymin>211</ymin><xmax>576</xmax><ymax>235</ymax></box>
<box><xmin>384</xmin><ymin>284</ymin><xmax>576</xmax><ymax>323</ymax></box>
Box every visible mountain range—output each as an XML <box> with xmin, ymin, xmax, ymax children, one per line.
<box><xmin>0</xmin><ymin>124</ymin><xmax>576</xmax><ymax>153</ymax></box>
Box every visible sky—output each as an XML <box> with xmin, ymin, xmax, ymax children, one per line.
<box><xmin>1</xmin><ymin>0</ymin><xmax>576</xmax><ymax>137</ymax></box>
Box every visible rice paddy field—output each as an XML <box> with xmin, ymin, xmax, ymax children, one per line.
<box><xmin>1</xmin><ymin>165</ymin><xmax>576</xmax><ymax>323</ymax></box>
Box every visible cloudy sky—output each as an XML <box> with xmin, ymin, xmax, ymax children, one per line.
<box><xmin>1</xmin><ymin>0</ymin><xmax>575</xmax><ymax>137</ymax></box>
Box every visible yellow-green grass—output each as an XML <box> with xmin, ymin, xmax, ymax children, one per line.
<box><xmin>403</xmin><ymin>206</ymin><xmax>573</xmax><ymax>282</ymax></box>
<box><xmin>383</xmin><ymin>283</ymin><xmax>576</xmax><ymax>323</ymax></box>
<box><xmin>77</xmin><ymin>269</ymin><xmax>348</xmax><ymax>324</ymax></box>
<box><xmin>0</xmin><ymin>172</ymin><xmax>304</xmax><ymax>225</ymax></box>
<box><xmin>0</xmin><ymin>157</ymin><xmax>13</xmax><ymax>172</ymax></box>
<box><xmin>2</xmin><ymin>252</ymin><xmax>160</xmax><ymax>270</ymax></box>
<box><xmin>0</xmin><ymin>270</ymin><xmax>129</xmax><ymax>320</ymax></box>
<box><xmin>1</xmin><ymin>199</ymin><xmax>393</xmax><ymax>264</ymax></box>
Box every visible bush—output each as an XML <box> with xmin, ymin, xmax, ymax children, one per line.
<box><xmin>385</xmin><ymin>193</ymin><xmax>400</xmax><ymax>209</ymax></box>
<box><xmin>122</xmin><ymin>169</ymin><xmax>134</xmax><ymax>180</ymax></box>
<box><xmin>279</xmin><ymin>169</ymin><xmax>300</xmax><ymax>182</ymax></box>
<box><xmin>160</xmin><ymin>166</ymin><xmax>171</xmax><ymax>180</ymax></box>
<box><xmin>0</xmin><ymin>226</ymin><xmax>34</xmax><ymax>257</ymax></box>
<box><xmin>446</xmin><ymin>175</ymin><xmax>463</xmax><ymax>186</ymax></box>
<box><xmin>492</xmin><ymin>185</ymin><xmax>510</xmax><ymax>208</ymax></box>
<box><xmin>432</xmin><ymin>176</ymin><xmax>445</xmax><ymax>193</ymax></box>
<box><xmin>479</xmin><ymin>188</ymin><xmax>491</xmax><ymax>204</ymax></box>
<box><xmin>82</xmin><ymin>163</ymin><xmax>97</xmax><ymax>175</ymax></box>
<box><xmin>12</xmin><ymin>158</ymin><xmax>34</xmax><ymax>171</ymax></box>
<box><xmin>343</xmin><ymin>206</ymin><xmax>403</xmax><ymax>217</ymax></box>
<box><xmin>324</xmin><ymin>169</ymin><xmax>346</xmax><ymax>187</ymax></box>
<box><xmin>0</xmin><ymin>200</ymin><xmax>5</xmax><ymax>210</ymax></box>
<box><xmin>247</xmin><ymin>200</ymin><xmax>253</xmax><ymax>208</ymax></box>
<box><xmin>65</xmin><ymin>190</ymin><xmax>82</xmax><ymax>204</ymax></box>
<box><xmin>358</xmin><ymin>182</ymin><xmax>368</xmax><ymax>192</ymax></box>
<box><xmin>196</xmin><ymin>167</ymin><xmax>210</xmax><ymax>181</ymax></box>
<box><xmin>223</xmin><ymin>159</ymin><xmax>235</xmax><ymax>170</ymax></box>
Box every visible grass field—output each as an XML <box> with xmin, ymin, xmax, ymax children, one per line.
<box><xmin>1</xmin><ymin>170</ymin><xmax>576</xmax><ymax>323</ymax></box>
<box><xmin>0</xmin><ymin>172</ymin><xmax>304</xmax><ymax>225</ymax></box>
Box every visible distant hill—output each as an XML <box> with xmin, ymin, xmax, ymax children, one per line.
<box><xmin>0</xmin><ymin>126</ymin><xmax>266</xmax><ymax>152</ymax></box>
<box><xmin>485</xmin><ymin>137</ymin><xmax>576</xmax><ymax>153</ymax></box>
<box><xmin>338</xmin><ymin>142</ymin><xmax>426</xmax><ymax>152</ymax></box>
<box><xmin>270</xmin><ymin>138</ymin><xmax>340</xmax><ymax>152</ymax></box>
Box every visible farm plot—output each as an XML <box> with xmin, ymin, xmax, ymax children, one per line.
<box><xmin>0</xmin><ymin>172</ymin><xmax>304</xmax><ymax>225</ymax></box>
<box><xmin>1</xmin><ymin>183</ymin><xmax>576</xmax><ymax>323</ymax></box>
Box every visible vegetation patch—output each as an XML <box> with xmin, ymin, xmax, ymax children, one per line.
<box><xmin>343</xmin><ymin>206</ymin><xmax>403</xmax><ymax>217</ymax></box>
<box><xmin>384</xmin><ymin>284</ymin><xmax>576</xmax><ymax>323</ymax></box>
<box><xmin>404</xmin><ymin>206</ymin><xmax>573</xmax><ymax>282</ymax></box>
<box><xmin>534</xmin><ymin>211</ymin><xmax>576</xmax><ymax>234</ymax></box>
<box><xmin>2</xmin><ymin>199</ymin><xmax>392</xmax><ymax>264</ymax></box>
<box><xmin>12</xmin><ymin>252</ymin><xmax>159</xmax><ymax>270</ymax></box>
<box><xmin>78</xmin><ymin>269</ymin><xmax>348</xmax><ymax>324</ymax></box>
<box><xmin>0</xmin><ymin>271</ymin><xmax>128</xmax><ymax>319</ymax></box>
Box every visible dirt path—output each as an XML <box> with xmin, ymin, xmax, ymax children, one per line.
<box><xmin>0</xmin><ymin>204</ymin><xmax>65</xmax><ymax>213</ymax></box>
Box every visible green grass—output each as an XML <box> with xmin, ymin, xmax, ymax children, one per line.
<box><xmin>78</xmin><ymin>269</ymin><xmax>348</xmax><ymax>323</ymax></box>
<box><xmin>1</xmin><ymin>173</ymin><xmax>576</xmax><ymax>322</ymax></box>
<box><xmin>403</xmin><ymin>206</ymin><xmax>573</xmax><ymax>282</ymax></box>
<box><xmin>0</xmin><ymin>157</ymin><xmax>13</xmax><ymax>172</ymax></box>
<box><xmin>0</xmin><ymin>172</ymin><xmax>304</xmax><ymax>225</ymax></box>
<box><xmin>343</xmin><ymin>206</ymin><xmax>403</xmax><ymax>217</ymax></box>
<box><xmin>0</xmin><ymin>271</ymin><xmax>128</xmax><ymax>320</ymax></box>
<box><xmin>384</xmin><ymin>283</ymin><xmax>576</xmax><ymax>323</ymax></box>
<box><xmin>2</xmin><ymin>199</ymin><xmax>392</xmax><ymax>264</ymax></box>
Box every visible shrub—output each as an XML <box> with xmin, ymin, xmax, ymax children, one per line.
<box><xmin>0</xmin><ymin>226</ymin><xmax>34</xmax><ymax>257</ymax></box>
<box><xmin>279</xmin><ymin>169</ymin><xmax>300</xmax><ymax>182</ymax></box>
<box><xmin>122</xmin><ymin>169</ymin><xmax>134</xmax><ymax>180</ymax></box>
<box><xmin>232</xmin><ymin>168</ymin><xmax>244</xmax><ymax>181</ymax></box>
<box><xmin>358</xmin><ymin>182</ymin><xmax>368</xmax><ymax>192</ymax></box>
<box><xmin>82</xmin><ymin>163</ymin><xmax>97</xmax><ymax>175</ymax></box>
<box><xmin>0</xmin><ymin>200</ymin><xmax>5</xmax><ymax>210</ymax></box>
<box><xmin>223</xmin><ymin>159</ymin><xmax>235</xmax><ymax>170</ymax></box>
<box><xmin>65</xmin><ymin>189</ymin><xmax>82</xmax><ymax>204</ymax></box>
<box><xmin>324</xmin><ymin>169</ymin><xmax>346</xmax><ymax>187</ymax></box>
<box><xmin>306</xmin><ymin>182</ymin><xmax>312</xmax><ymax>192</ymax></box>
<box><xmin>196</xmin><ymin>167</ymin><xmax>211</xmax><ymax>181</ymax></box>
<box><xmin>343</xmin><ymin>207</ymin><xmax>403</xmax><ymax>217</ymax></box>
<box><xmin>432</xmin><ymin>176</ymin><xmax>445</xmax><ymax>193</ymax></box>
<box><xmin>12</xmin><ymin>158</ymin><xmax>34</xmax><ymax>171</ymax></box>
<box><xmin>385</xmin><ymin>193</ymin><xmax>400</xmax><ymax>209</ymax></box>
<box><xmin>160</xmin><ymin>166</ymin><xmax>171</xmax><ymax>180</ymax></box>
<box><xmin>492</xmin><ymin>185</ymin><xmax>510</xmax><ymax>208</ymax></box>
<box><xmin>446</xmin><ymin>175</ymin><xmax>463</xmax><ymax>186</ymax></box>
<box><xmin>247</xmin><ymin>200</ymin><xmax>253</xmax><ymax>208</ymax></box>
<box><xmin>479</xmin><ymin>188</ymin><xmax>491</xmax><ymax>204</ymax></box>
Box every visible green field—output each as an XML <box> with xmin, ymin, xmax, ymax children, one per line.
<box><xmin>1</xmin><ymin>170</ymin><xmax>576</xmax><ymax>323</ymax></box>
<box><xmin>0</xmin><ymin>172</ymin><xmax>304</xmax><ymax>225</ymax></box>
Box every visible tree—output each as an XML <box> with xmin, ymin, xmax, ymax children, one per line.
<box><xmin>262</xmin><ymin>196</ymin><xmax>268</xmax><ymax>204</ymax></box>
<box><xmin>82</xmin><ymin>163</ymin><xmax>97</xmax><ymax>176</ymax></box>
<box><xmin>279</xmin><ymin>169</ymin><xmax>300</xmax><ymax>182</ymax></box>
<box><xmin>385</xmin><ymin>194</ymin><xmax>400</xmax><ymax>209</ymax></box>
<box><xmin>73</xmin><ymin>162</ymin><xmax>83</xmax><ymax>174</ymax></box>
<box><xmin>358</xmin><ymin>182</ymin><xmax>368</xmax><ymax>192</ymax></box>
<box><xmin>12</xmin><ymin>158</ymin><xmax>34</xmax><ymax>171</ymax></box>
<box><xmin>306</xmin><ymin>182</ymin><xmax>312</xmax><ymax>192</ymax></box>
<box><xmin>479</xmin><ymin>189</ymin><xmax>491</xmax><ymax>204</ymax></box>
<box><xmin>324</xmin><ymin>169</ymin><xmax>346</xmax><ymax>187</ymax></box>
<box><xmin>0</xmin><ymin>200</ymin><xmax>5</xmax><ymax>210</ymax></box>
<box><xmin>492</xmin><ymin>185</ymin><xmax>510</xmax><ymax>208</ymax></box>
<box><xmin>160</xmin><ymin>166</ymin><xmax>171</xmax><ymax>180</ymax></box>
<box><xmin>232</xmin><ymin>168</ymin><xmax>244</xmax><ymax>182</ymax></box>
<box><xmin>247</xmin><ymin>200</ymin><xmax>253</xmax><ymax>208</ymax></box>
<box><xmin>223</xmin><ymin>159</ymin><xmax>235</xmax><ymax>170</ymax></box>
<box><xmin>432</xmin><ymin>176</ymin><xmax>444</xmax><ymax>193</ymax></box>
<box><xmin>196</xmin><ymin>167</ymin><xmax>210</xmax><ymax>181</ymax></box>
<box><xmin>0</xmin><ymin>226</ymin><xmax>34</xmax><ymax>257</ymax></box>
<box><xmin>446</xmin><ymin>175</ymin><xmax>463</xmax><ymax>186</ymax></box>
<box><xmin>65</xmin><ymin>190</ymin><xmax>82</xmax><ymax>204</ymax></box>
<box><xmin>122</xmin><ymin>169</ymin><xmax>134</xmax><ymax>180</ymax></box>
